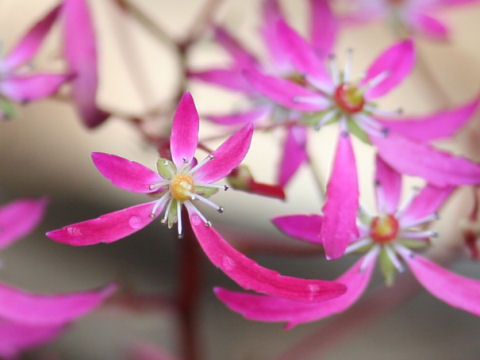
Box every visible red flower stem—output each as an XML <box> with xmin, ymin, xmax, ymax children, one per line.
<box><xmin>177</xmin><ymin>209</ymin><xmax>203</xmax><ymax>360</ymax></box>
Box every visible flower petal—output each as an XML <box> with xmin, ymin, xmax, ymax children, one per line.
<box><xmin>277</xmin><ymin>125</ymin><xmax>308</xmax><ymax>187</ymax></box>
<box><xmin>0</xmin><ymin>282</ymin><xmax>116</xmax><ymax>325</ymax></box>
<box><xmin>400</xmin><ymin>184</ymin><xmax>454</xmax><ymax>227</ymax></box>
<box><xmin>0</xmin><ymin>198</ymin><xmax>48</xmax><ymax>251</ymax></box>
<box><xmin>376</xmin><ymin>95</ymin><xmax>480</xmax><ymax>142</ymax></box>
<box><xmin>309</xmin><ymin>0</ymin><xmax>338</xmax><ymax>57</ymax></box>
<box><xmin>243</xmin><ymin>69</ymin><xmax>329</xmax><ymax>111</ymax></box>
<box><xmin>187</xmin><ymin>68</ymin><xmax>255</xmax><ymax>94</ymax></box>
<box><xmin>260</xmin><ymin>0</ymin><xmax>291</xmax><ymax>71</ymax></box>
<box><xmin>214</xmin><ymin>255</ymin><xmax>376</xmax><ymax>328</ymax></box>
<box><xmin>205</xmin><ymin>107</ymin><xmax>269</xmax><ymax>126</ymax></box>
<box><xmin>170</xmin><ymin>92</ymin><xmax>199</xmax><ymax>168</ymax></box>
<box><xmin>361</xmin><ymin>39</ymin><xmax>415</xmax><ymax>99</ymax></box>
<box><xmin>272</xmin><ymin>215</ymin><xmax>323</xmax><ymax>245</ymax></box>
<box><xmin>0</xmin><ymin>321</ymin><xmax>64</xmax><ymax>359</ymax></box>
<box><xmin>375</xmin><ymin>155</ymin><xmax>402</xmax><ymax>214</ymax></box>
<box><xmin>194</xmin><ymin>123</ymin><xmax>253</xmax><ymax>183</ymax></box>
<box><xmin>321</xmin><ymin>132</ymin><xmax>359</xmax><ymax>260</ymax></box>
<box><xmin>214</xmin><ymin>26</ymin><xmax>258</xmax><ymax>69</ymax></box>
<box><xmin>46</xmin><ymin>202</ymin><xmax>160</xmax><ymax>246</ymax></box>
<box><xmin>91</xmin><ymin>153</ymin><xmax>162</xmax><ymax>193</ymax></box>
<box><xmin>372</xmin><ymin>132</ymin><xmax>480</xmax><ymax>186</ymax></box>
<box><xmin>402</xmin><ymin>251</ymin><xmax>480</xmax><ymax>317</ymax></box>
<box><xmin>410</xmin><ymin>13</ymin><xmax>449</xmax><ymax>41</ymax></box>
<box><xmin>63</xmin><ymin>0</ymin><xmax>110</xmax><ymax>128</ymax></box>
<box><xmin>188</xmin><ymin>211</ymin><xmax>346</xmax><ymax>302</ymax></box>
<box><xmin>0</xmin><ymin>5</ymin><xmax>61</xmax><ymax>71</ymax></box>
<box><xmin>275</xmin><ymin>19</ymin><xmax>332</xmax><ymax>85</ymax></box>
<box><xmin>0</xmin><ymin>74</ymin><xmax>70</xmax><ymax>102</ymax></box>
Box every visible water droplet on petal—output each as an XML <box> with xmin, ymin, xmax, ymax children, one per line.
<box><xmin>222</xmin><ymin>256</ymin><xmax>235</xmax><ymax>271</ymax></box>
<box><xmin>191</xmin><ymin>214</ymin><xmax>202</xmax><ymax>226</ymax></box>
<box><xmin>128</xmin><ymin>216</ymin><xmax>142</xmax><ymax>230</ymax></box>
<box><xmin>67</xmin><ymin>226</ymin><xmax>82</xmax><ymax>236</ymax></box>
<box><xmin>308</xmin><ymin>284</ymin><xmax>320</xmax><ymax>300</ymax></box>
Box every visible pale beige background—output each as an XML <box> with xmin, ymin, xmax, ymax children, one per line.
<box><xmin>0</xmin><ymin>1</ymin><xmax>480</xmax><ymax>359</ymax></box>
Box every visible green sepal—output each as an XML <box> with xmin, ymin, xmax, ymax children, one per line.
<box><xmin>195</xmin><ymin>186</ymin><xmax>218</xmax><ymax>198</ymax></box>
<box><xmin>347</xmin><ymin>118</ymin><xmax>371</xmax><ymax>145</ymax></box>
<box><xmin>0</xmin><ymin>99</ymin><xmax>16</xmax><ymax>119</ymax></box>
<box><xmin>397</xmin><ymin>239</ymin><xmax>430</xmax><ymax>250</ymax></box>
<box><xmin>167</xmin><ymin>200</ymin><xmax>178</xmax><ymax>229</ymax></box>
<box><xmin>302</xmin><ymin>109</ymin><xmax>338</xmax><ymax>129</ymax></box>
<box><xmin>157</xmin><ymin>158</ymin><xmax>175</xmax><ymax>179</ymax></box>
<box><xmin>379</xmin><ymin>247</ymin><xmax>396</xmax><ymax>287</ymax></box>
<box><xmin>227</xmin><ymin>165</ymin><xmax>251</xmax><ymax>191</ymax></box>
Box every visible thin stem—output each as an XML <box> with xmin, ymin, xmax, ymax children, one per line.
<box><xmin>177</xmin><ymin>208</ymin><xmax>203</xmax><ymax>360</ymax></box>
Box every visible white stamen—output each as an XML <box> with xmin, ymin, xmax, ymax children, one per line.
<box><xmin>314</xmin><ymin>109</ymin><xmax>338</xmax><ymax>131</ymax></box>
<box><xmin>305</xmin><ymin>75</ymin><xmax>332</xmax><ymax>94</ymax></box>
<box><xmin>356</xmin><ymin>115</ymin><xmax>388</xmax><ymax>137</ymax></box>
<box><xmin>151</xmin><ymin>193</ymin><xmax>170</xmax><ymax>218</ymax></box>
<box><xmin>177</xmin><ymin>201</ymin><xmax>183</xmax><ymax>238</ymax></box>
<box><xmin>328</xmin><ymin>54</ymin><xmax>340</xmax><ymax>85</ymax></box>
<box><xmin>360</xmin><ymin>71</ymin><xmax>390</xmax><ymax>91</ymax></box>
<box><xmin>195</xmin><ymin>183</ymin><xmax>229</xmax><ymax>191</ymax></box>
<box><xmin>360</xmin><ymin>245</ymin><xmax>380</xmax><ymax>272</ymax></box>
<box><xmin>400</xmin><ymin>213</ymin><xmax>439</xmax><ymax>228</ymax></box>
<box><xmin>188</xmin><ymin>154</ymin><xmax>215</xmax><ymax>174</ymax></box>
<box><xmin>149</xmin><ymin>180</ymin><xmax>169</xmax><ymax>191</ymax></box>
<box><xmin>185</xmin><ymin>202</ymin><xmax>212</xmax><ymax>227</ymax></box>
<box><xmin>161</xmin><ymin>198</ymin><xmax>174</xmax><ymax>223</ymax></box>
<box><xmin>398</xmin><ymin>230</ymin><xmax>437</xmax><ymax>239</ymax></box>
<box><xmin>393</xmin><ymin>243</ymin><xmax>414</xmax><ymax>259</ymax></box>
<box><xmin>364</xmin><ymin>105</ymin><xmax>404</xmax><ymax>117</ymax></box>
<box><xmin>345</xmin><ymin>238</ymin><xmax>372</xmax><ymax>254</ymax></box>
<box><xmin>293</xmin><ymin>95</ymin><xmax>328</xmax><ymax>106</ymax></box>
<box><xmin>385</xmin><ymin>245</ymin><xmax>404</xmax><ymax>272</ymax></box>
<box><xmin>190</xmin><ymin>193</ymin><xmax>223</xmax><ymax>213</ymax></box>
<box><xmin>343</xmin><ymin>48</ymin><xmax>354</xmax><ymax>82</ymax></box>
<box><xmin>395</xmin><ymin>186</ymin><xmax>420</xmax><ymax>218</ymax></box>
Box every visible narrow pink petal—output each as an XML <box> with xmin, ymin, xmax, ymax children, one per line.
<box><xmin>375</xmin><ymin>155</ymin><xmax>402</xmax><ymax>214</ymax></box>
<box><xmin>243</xmin><ymin>69</ymin><xmax>329</xmax><ymax>111</ymax></box>
<box><xmin>403</xmin><ymin>252</ymin><xmax>480</xmax><ymax>316</ymax></box>
<box><xmin>63</xmin><ymin>0</ymin><xmax>109</xmax><ymax>128</ymax></box>
<box><xmin>214</xmin><ymin>255</ymin><xmax>376</xmax><ymax>328</ymax></box>
<box><xmin>0</xmin><ymin>282</ymin><xmax>116</xmax><ymax>325</ymax></box>
<box><xmin>400</xmin><ymin>184</ymin><xmax>454</xmax><ymax>226</ymax></box>
<box><xmin>194</xmin><ymin>123</ymin><xmax>253</xmax><ymax>183</ymax></box>
<box><xmin>260</xmin><ymin>0</ymin><xmax>290</xmax><ymax>71</ymax></box>
<box><xmin>275</xmin><ymin>19</ymin><xmax>332</xmax><ymax>86</ymax></box>
<box><xmin>0</xmin><ymin>321</ymin><xmax>64</xmax><ymax>359</ymax></box>
<box><xmin>372</xmin><ymin>132</ymin><xmax>480</xmax><ymax>186</ymax></box>
<box><xmin>321</xmin><ymin>133</ymin><xmax>359</xmax><ymax>260</ymax></box>
<box><xmin>214</xmin><ymin>26</ymin><xmax>258</xmax><ymax>68</ymax></box>
<box><xmin>410</xmin><ymin>13</ymin><xmax>449</xmax><ymax>41</ymax></box>
<box><xmin>46</xmin><ymin>202</ymin><xmax>159</xmax><ymax>246</ymax></box>
<box><xmin>277</xmin><ymin>125</ymin><xmax>308</xmax><ymax>187</ymax></box>
<box><xmin>91</xmin><ymin>152</ymin><xmax>162</xmax><ymax>193</ymax></box>
<box><xmin>205</xmin><ymin>107</ymin><xmax>269</xmax><ymax>126</ymax></box>
<box><xmin>187</xmin><ymin>69</ymin><xmax>255</xmax><ymax>94</ymax></box>
<box><xmin>170</xmin><ymin>92</ymin><xmax>199</xmax><ymax>168</ymax></box>
<box><xmin>129</xmin><ymin>342</ymin><xmax>177</xmax><ymax>360</ymax></box>
<box><xmin>272</xmin><ymin>215</ymin><xmax>323</xmax><ymax>245</ymax></box>
<box><xmin>361</xmin><ymin>39</ymin><xmax>415</xmax><ymax>99</ymax></box>
<box><xmin>0</xmin><ymin>5</ymin><xmax>61</xmax><ymax>71</ymax></box>
<box><xmin>0</xmin><ymin>198</ymin><xmax>48</xmax><ymax>251</ymax></box>
<box><xmin>309</xmin><ymin>0</ymin><xmax>338</xmax><ymax>57</ymax></box>
<box><xmin>0</xmin><ymin>74</ymin><xmax>70</xmax><ymax>102</ymax></box>
<box><xmin>376</xmin><ymin>95</ymin><xmax>480</xmax><ymax>142</ymax></box>
<box><xmin>188</xmin><ymin>211</ymin><xmax>346</xmax><ymax>302</ymax></box>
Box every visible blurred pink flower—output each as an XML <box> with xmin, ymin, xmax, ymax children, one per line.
<box><xmin>216</xmin><ymin>156</ymin><xmax>480</xmax><ymax>328</ymax></box>
<box><xmin>47</xmin><ymin>92</ymin><xmax>345</xmax><ymax>303</ymax></box>
<box><xmin>0</xmin><ymin>198</ymin><xmax>116</xmax><ymax>358</ymax></box>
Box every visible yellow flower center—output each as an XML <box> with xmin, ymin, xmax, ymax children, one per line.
<box><xmin>170</xmin><ymin>174</ymin><xmax>194</xmax><ymax>202</ymax></box>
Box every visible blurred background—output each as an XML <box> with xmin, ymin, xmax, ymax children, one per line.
<box><xmin>1</xmin><ymin>0</ymin><xmax>480</xmax><ymax>359</ymax></box>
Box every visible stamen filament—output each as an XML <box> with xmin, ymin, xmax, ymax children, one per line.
<box><xmin>398</xmin><ymin>230</ymin><xmax>437</xmax><ymax>239</ymax></box>
<box><xmin>293</xmin><ymin>95</ymin><xmax>329</xmax><ymax>106</ymax></box>
<box><xmin>360</xmin><ymin>245</ymin><xmax>380</xmax><ymax>272</ymax></box>
<box><xmin>328</xmin><ymin>54</ymin><xmax>340</xmax><ymax>85</ymax></box>
<box><xmin>314</xmin><ymin>109</ymin><xmax>338</xmax><ymax>130</ymax></box>
<box><xmin>177</xmin><ymin>201</ymin><xmax>183</xmax><ymax>238</ymax></box>
<box><xmin>395</xmin><ymin>187</ymin><xmax>420</xmax><ymax>218</ymax></box>
<box><xmin>149</xmin><ymin>180</ymin><xmax>169</xmax><ymax>190</ymax></box>
<box><xmin>161</xmin><ymin>198</ymin><xmax>173</xmax><ymax>224</ymax></box>
<box><xmin>195</xmin><ymin>183</ymin><xmax>229</xmax><ymax>191</ymax></box>
<box><xmin>185</xmin><ymin>202</ymin><xmax>212</xmax><ymax>227</ymax></box>
<box><xmin>360</xmin><ymin>71</ymin><xmax>390</xmax><ymax>91</ymax></box>
<box><xmin>365</xmin><ymin>105</ymin><xmax>403</xmax><ymax>117</ymax></box>
<box><xmin>188</xmin><ymin>154</ymin><xmax>215</xmax><ymax>174</ymax></box>
<box><xmin>305</xmin><ymin>75</ymin><xmax>332</xmax><ymax>94</ymax></box>
<box><xmin>150</xmin><ymin>193</ymin><xmax>169</xmax><ymax>218</ymax></box>
<box><xmin>343</xmin><ymin>48</ymin><xmax>353</xmax><ymax>82</ymax></box>
<box><xmin>190</xmin><ymin>193</ymin><xmax>224</xmax><ymax>213</ymax></box>
<box><xmin>385</xmin><ymin>245</ymin><xmax>404</xmax><ymax>272</ymax></box>
<box><xmin>400</xmin><ymin>213</ymin><xmax>439</xmax><ymax>228</ymax></box>
<box><xmin>346</xmin><ymin>238</ymin><xmax>372</xmax><ymax>254</ymax></box>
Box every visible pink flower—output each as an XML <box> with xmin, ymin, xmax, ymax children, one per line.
<box><xmin>340</xmin><ymin>0</ymin><xmax>480</xmax><ymax>41</ymax></box>
<box><xmin>244</xmin><ymin>19</ymin><xmax>480</xmax><ymax>258</ymax></box>
<box><xmin>0</xmin><ymin>6</ymin><xmax>70</xmax><ymax>117</ymax></box>
<box><xmin>215</xmin><ymin>156</ymin><xmax>480</xmax><ymax>328</ymax></box>
<box><xmin>189</xmin><ymin>0</ymin><xmax>337</xmax><ymax>187</ymax></box>
<box><xmin>0</xmin><ymin>198</ymin><xmax>116</xmax><ymax>358</ymax></box>
<box><xmin>47</xmin><ymin>92</ymin><xmax>346</xmax><ymax>302</ymax></box>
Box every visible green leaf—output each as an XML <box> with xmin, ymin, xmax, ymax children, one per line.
<box><xmin>156</xmin><ymin>158</ymin><xmax>175</xmax><ymax>179</ymax></box>
<box><xmin>347</xmin><ymin>118</ymin><xmax>371</xmax><ymax>145</ymax></box>
<box><xmin>379</xmin><ymin>247</ymin><xmax>396</xmax><ymax>287</ymax></box>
